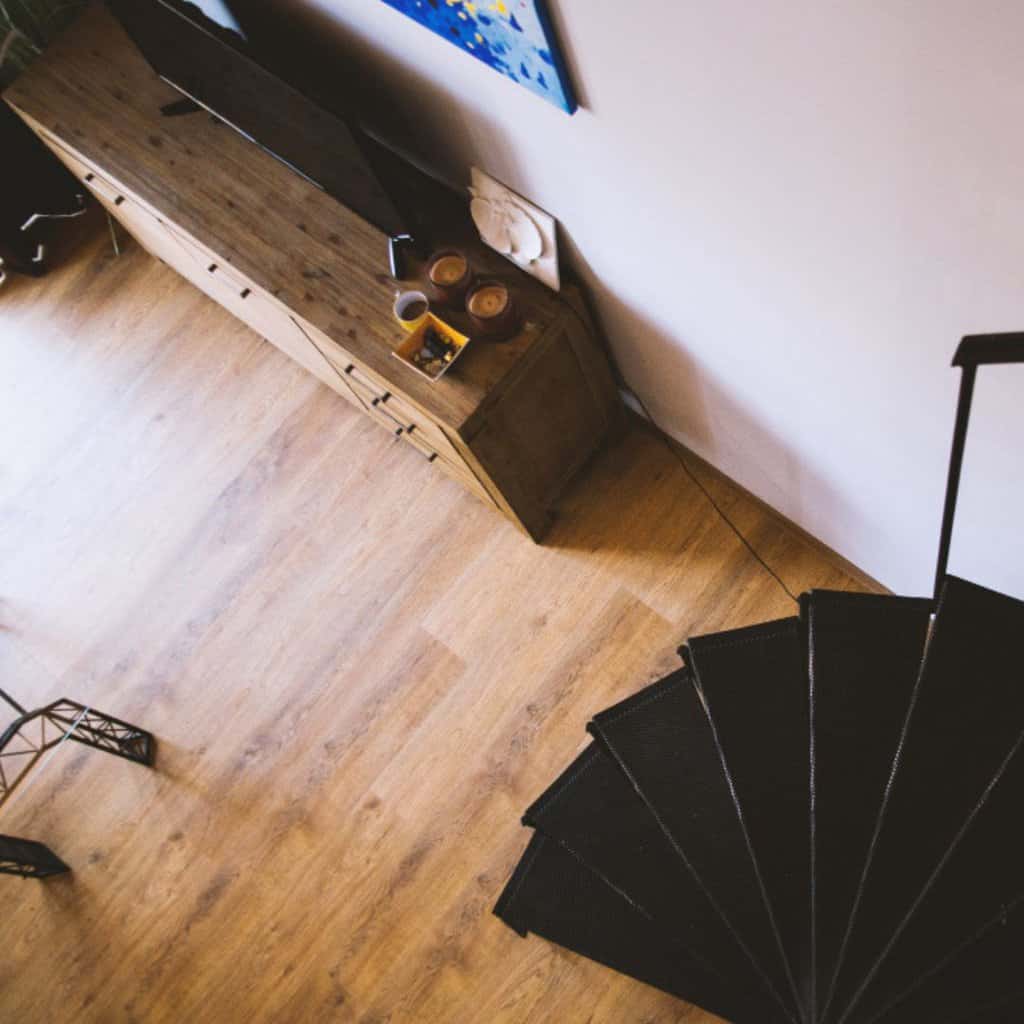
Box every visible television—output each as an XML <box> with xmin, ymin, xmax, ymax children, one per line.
<box><xmin>107</xmin><ymin>0</ymin><xmax>416</xmax><ymax>244</ymax></box>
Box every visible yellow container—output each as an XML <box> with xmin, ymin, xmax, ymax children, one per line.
<box><xmin>393</xmin><ymin>313</ymin><xmax>471</xmax><ymax>382</ymax></box>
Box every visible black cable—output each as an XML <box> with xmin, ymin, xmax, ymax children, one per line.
<box><xmin>629</xmin><ymin>389</ymin><xmax>801</xmax><ymax>606</ymax></box>
<box><xmin>553</xmin><ymin>285</ymin><xmax>800</xmax><ymax>606</ymax></box>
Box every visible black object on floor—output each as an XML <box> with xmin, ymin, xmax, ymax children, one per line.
<box><xmin>494</xmin><ymin>333</ymin><xmax>1024</xmax><ymax>1024</ymax></box>
<box><xmin>0</xmin><ymin>688</ymin><xmax>156</xmax><ymax>877</ymax></box>
<box><xmin>0</xmin><ymin>102</ymin><xmax>86</xmax><ymax>281</ymax></box>
<box><xmin>0</xmin><ymin>835</ymin><xmax>70</xmax><ymax>878</ymax></box>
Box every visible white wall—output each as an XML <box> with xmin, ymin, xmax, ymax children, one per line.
<box><xmin>292</xmin><ymin>0</ymin><xmax>1024</xmax><ymax>598</ymax></box>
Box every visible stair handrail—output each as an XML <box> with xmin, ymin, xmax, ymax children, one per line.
<box><xmin>934</xmin><ymin>332</ymin><xmax>1024</xmax><ymax>603</ymax></box>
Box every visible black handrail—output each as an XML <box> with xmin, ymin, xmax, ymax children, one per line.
<box><xmin>953</xmin><ymin>332</ymin><xmax>1024</xmax><ymax>368</ymax></box>
<box><xmin>934</xmin><ymin>332</ymin><xmax>1024</xmax><ymax>603</ymax></box>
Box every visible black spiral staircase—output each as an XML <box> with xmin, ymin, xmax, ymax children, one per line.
<box><xmin>495</xmin><ymin>334</ymin><xmax>1024</xmax><ymax>1024</ymax></box>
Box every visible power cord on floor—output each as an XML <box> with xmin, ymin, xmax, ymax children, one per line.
<box><xmin>556</xmin><ymin>285</ymin><xmax>801</xmax><ymax>607</ymax></box>
<box><xmin>629</xmin><ymin>388</ymin><xmax>801</xmax><ymax>606</ymax></box>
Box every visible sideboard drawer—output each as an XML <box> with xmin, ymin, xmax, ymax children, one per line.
<box><xmin>334</xmin><ymin>359</ymin><xmax>385</xmax><ymax>403</ymax></box>
<box><xmin>308</xmin><ymin>344</ymin><xmax>490</xmax><ymax>499</ymax></box>
<box><xmin>378</xmin><ymin>392</ymin><xmax>463</xmax><ymax>464</ymax></box>
<box><xmin>211</xmin><ymin>278</ymin><xmax>367</xmax><ymax>409</ymax></box>
<box><xmin>309</xmin><ymin>342</ymin><xmax>464</xmax><ymax>458</ymax></box>
<box><xmin>293</xmin><ymin>316</ymin><xmax>360</xmax><ymax>376</ymax></box>
<box><xmin>112</xmin><ymin>196</ymin><xmax>205</xmax><ymax>282</ymax></box>
<box><xmin>38</xmin><ymin>133</ymin><xmax>131</xmax><ymax>217</ymax></box>
<box><xmin>299</xmin><ymin>325</ymin><xmax>396</xmax><ymax>405</ymax></box>
<box><xmin>79</xmin><ymin>168</ymin><xmax>122</xmax><ymax>208</ymax></box>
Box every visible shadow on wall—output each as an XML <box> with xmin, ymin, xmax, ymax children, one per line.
<box><xmin>260</xmin><ymin>4</ymin><xmax>901</xmax><ymax>585</ymax></box>
<box><xmin>547</xmin><ymin>247</ymin><xmax>878</xmax><ymax>568</ymax></box>
<box><xmin>254</xmin><ymin>1</ymin><xmax>487</xmax><ymax>188</ymax></box>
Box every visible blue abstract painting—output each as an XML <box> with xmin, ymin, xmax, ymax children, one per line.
<box><xmin>380</xmin><ymin>0</ymin><xmax>577</xmax><ymax>114</ymax></box>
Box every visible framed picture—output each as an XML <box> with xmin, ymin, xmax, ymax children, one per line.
<box><xmin>380</xmin><ymin>0</ymin><xmax>577</xmax><ymax>115</ymax></box>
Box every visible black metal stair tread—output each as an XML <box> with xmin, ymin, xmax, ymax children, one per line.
<box><xmin>685</xmin><ymin>615</ymin><xmax>811</xmax><ymax>1016</ymax></box>
<box><xmin>806</xmin><ymin>590</ymin><xmax>933</xmax><ymax>1021</ymax></box>
<box><xmin>523</xmin><ymin>741</ymin><xmax>795</xmax><ymax>1021</ymax></box>
<box><xmin>493</xmin><ymin>831</ymin><xmax>769</xmax><ymax>1024</ymax></box>
<box><xmin>589</xmin><ymin>667</ymin><xmax>797</xmax><ymax>1013</ymax></box>
<box><xmin>871</xmin><ymin>899</ymin><xmax>1024</xmax><ymax>1024</ymax></box>
<box><xmin>825</xmin><ymin>575</ymin><xmax>1024</xmax><ymax>1024</ymax></box>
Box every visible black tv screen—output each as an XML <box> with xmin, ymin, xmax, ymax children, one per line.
<box><xmin>107</xmin><ymin>0</ymin><xmax>409</xmax><ymax>237</ymax></box>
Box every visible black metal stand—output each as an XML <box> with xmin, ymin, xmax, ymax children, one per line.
<box><xmin>0</xmin><ymin>835</ymin><xmax>70</xmax><ymax>879</ymax></box>
<box><xmin>0</xmin><ymin>102</ymin><xmax>86</xmax><ymax>282</ymax></box>
<box><xmin>934</xmin><ymin>332</ymin><xmax>1024</xmax><ymax>604</ymax></box>
<box><xmin>50</xmin><ymin>700</ymin><xmax>155</xmax><ymax>767</ymax></box>
<box><xmin>0</xmin><ymin>690</ymin><xmax>155</xmax><ymax>878</ymax></box>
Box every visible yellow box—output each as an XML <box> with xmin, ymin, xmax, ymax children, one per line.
<box><xmin>392</xmin><ymin>313</ymin><xmax>471</xmax><ymax>382</ymax></box>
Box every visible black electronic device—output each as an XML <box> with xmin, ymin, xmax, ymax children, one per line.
<box><xmin>107</xmin><ymin>0</ymin><xmax>416</xmax><ymax>247</ymax></box>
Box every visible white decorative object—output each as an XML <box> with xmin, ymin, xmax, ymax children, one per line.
<box><xmin>469</xmin><ymin>167</ymin><xmax>560</xmax><ymax>292</ymax></box>
<box><xmin>470</xmin><ymin>195</ymin><xmax>512</xmax><ymax>255</ymax></box>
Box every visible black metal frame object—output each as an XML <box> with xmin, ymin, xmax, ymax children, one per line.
<box><xmin>0</xmin><ymin>698</ymin><xmax>154</xmax><ymax>811</ymax></box>
<box><xmin>0</xmin><ymin>834</ymin><xmax>71</xmax><ymax>878</ymax></box>
<box><xmin>934</xmin><ymin>332</ymin><xmax>1024</xmax><ymax>604</ymax></box>
<box><xmin>0</xmin><ymin>691</ymin><xmax>155</xmax><ymax>877</ymax></box>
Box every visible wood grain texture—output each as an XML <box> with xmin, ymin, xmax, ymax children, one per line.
<box><xmin>0</xmin><ymin>211</ymin><xmax>873</xmax><ymax>1022</ymax></box>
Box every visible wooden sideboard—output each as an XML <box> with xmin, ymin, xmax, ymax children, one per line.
<box><xmin>4</xmin><ymin>6</ymin><xmax>621</xmax><ymax>540</ymax></box>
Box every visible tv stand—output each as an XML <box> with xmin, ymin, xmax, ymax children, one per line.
<box><xmin>4</xmin><ymin>5</ymin><xmax>622</xmax><ymax>540</ymax></box>
<box><xmin>159</xmin><ymin>96</ymin><xmax>202</xmax><ymax>118</ymax></box>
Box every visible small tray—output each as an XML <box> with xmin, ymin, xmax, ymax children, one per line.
<box><xmin>392</xmin><ymin>313</ymin><xmax>471</xmax><ymax>382</ymax></box>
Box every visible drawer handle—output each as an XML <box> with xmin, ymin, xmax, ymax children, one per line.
<box><xmin>207</xmin><ymin>263</ymin><xmax>249</xmax><ymax>298</ymax></box>
<box><xmin>409</xmin><ymin>440</ymin><xmax>438</xmax><ymax>464</ymax></box>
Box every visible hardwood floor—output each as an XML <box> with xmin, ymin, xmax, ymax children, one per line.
<box><xmin>0</xmin><ymin>213</ymin><xmax>869</xmax><ymax>1023</ymax></box>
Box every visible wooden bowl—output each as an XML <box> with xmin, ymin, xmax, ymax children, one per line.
<box><xmin>426</xmin><ymin>249</ymin><xmax>473</xmax><ymax>309</ymax></box>
<box><xmin>466</xmin><ymin>279</ymin><xmax>520</xmax><ymax>341</ymax></box>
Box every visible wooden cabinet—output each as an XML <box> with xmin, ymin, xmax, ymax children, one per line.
<box><xmin>4</xmin><ymin>6</ymin><xmax>621</xmax><ymax>540</ymax></box>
